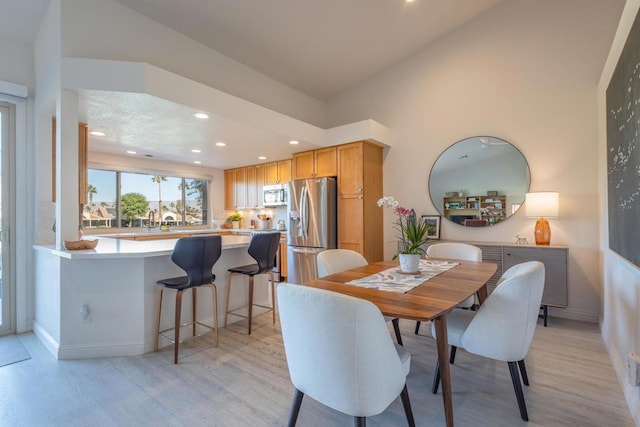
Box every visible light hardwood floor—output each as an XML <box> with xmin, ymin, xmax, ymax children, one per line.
<box><xmin>0</xmin><ymin>315</ymin><xmax>633</xmax><ymax>426</ymax></box>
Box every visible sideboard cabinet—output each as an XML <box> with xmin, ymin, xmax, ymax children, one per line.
<box><xmin>422</xmin><ymin>241</ymin><xmax>568</xmax><ymax>325</ymax></box>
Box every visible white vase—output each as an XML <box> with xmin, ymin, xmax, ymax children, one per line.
<box><xmin>399</xmin><ymin>254</ymin><xmax>420</xmax><ymax>273</ymax></box>
<box><xmin>232</xmin><ymin>220</ymin><xmax>240</xmax><ymax>229</ymax></box>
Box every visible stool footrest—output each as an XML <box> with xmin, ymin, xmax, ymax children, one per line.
<box><xmin>158</xmin><ymin>321</ymin><xmax>217</xmax><ymax>344</ymax></box>
<box><xmin>227</xmin><ymin>303</ymin><xmax>274</xmax><ymax>320</ymax></box>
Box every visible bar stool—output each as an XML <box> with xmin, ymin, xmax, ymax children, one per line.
<box><xmin>224</xmin><ymin>232</ymin><xmax>281</xmax><ymax>334</ymax></box>
<box><xmin>154</xmin><ymin>235</ymin><xmax>222</xmax><ymax>364</ymax></box>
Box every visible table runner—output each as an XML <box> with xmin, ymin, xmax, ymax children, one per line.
<box><xmin>345</xmin><ymin>259</ymin><xmax>459</xmax><ymax>293</ymax></box>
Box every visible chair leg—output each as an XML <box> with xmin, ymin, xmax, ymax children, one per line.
<box><xmin>450</xmin><ymin>345</ymin><xmax>457</xmax><ymax>364</ymax></box>
<box><xmin>392</xmin><ymin>318</ymin><xmax>403</xmax><ymax>346</ymax></box>
<box><xmin>153</xmin><ymin>287</ymin><xmax>164</xmax><ymax>352</ymax></box>
<box><xmin>209</xmin><ymin>283</ymin><xmax>219</xmax><ymax>347</ymax></box>
<box><xmin>174</xmin><ymin>289</ymin><xmax>185</xmax><ymax>364</ymax></box>
<box><xmin>508</xmin><ymin>361</ymin><xmax>529</xmax><ymax>421</ymax></box>
<box><xmin>247</xmin><ymin>276</ymin><xmax>254</xmax><ymax>335</ymax></box>
<box><xmin>287</xmin><ymin>388</ymin><xmax>304</xmax><ymax>427</ymax></box>
<box><xmin>354</xmin><ymin>417</ymin><xmax>366</xmax><ymax>427</ymax></box>
<box><xmin>414</xmin><ymin>320</ymin><xmax>421</xmax><ymax>335</ymax></box>
<box><xmin>432</xmin><ymin>359</ymin><xmax>441</xmax><ymax>394</ymax></box>
<box><xmin>518</xmin><ymin>359</ymin><xmax>529</xmax><ymax>386</ymax></box>
<box><xmin>224</xmin><ymin>272</ymin><xmax>233</xmax><ymax>328</ymax></box>
<box><xmin>192</xmin><ymin>287</ymin><xmax>197</xmax><ymax>337</ymax></box>
<box><xmin>400</xmin><ymin>384</ymin><xmax>416</xmax><ymax>427</ymax></box>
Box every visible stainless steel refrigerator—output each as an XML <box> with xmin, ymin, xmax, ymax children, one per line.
<box><xmin>287</xmin><ymin>177</ymin><xmax>337</xmax><ymax>284</ymax></box>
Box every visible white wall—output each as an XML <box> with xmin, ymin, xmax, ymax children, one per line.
<box><xmin>59</xmin><ymin>0</ymin><xmax>327</xmax><ymax>128</ymax></box>
<box><xmin>598</xmin><ymin>0</ymin><xmax>640</xmax><ymax>423</ymax></box>
<box><xmin>0</xmin><ymin>39</ymin><xmax>34</xmax><ymax>92</ymax></box>
<box><xmin>327</xmin><ymin>0</ymin><xmax>624</xmax><ymax>322</ymax></box>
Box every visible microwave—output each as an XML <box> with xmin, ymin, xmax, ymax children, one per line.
<box><xmin>263</xmin><ymin>184</ymin><xmax>288</xmax><ymax>207</ymax></box>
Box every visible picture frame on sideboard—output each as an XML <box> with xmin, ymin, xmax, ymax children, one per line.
<box><xmin>422</xmin><ymin>215</ymin><xmax>441</xmax><ymax>240</ymax></box>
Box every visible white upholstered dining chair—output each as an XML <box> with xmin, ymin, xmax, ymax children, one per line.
<box><xmin>431</xmin><ymin>261</ymin><xmax>545</xmax><ymax>421</ymax></box>
<box><xmin>317</xmin><ymin>249</ymin><xmax>403</xmax><ymax>345</ymax></box>
<box><xmin>277</xmin><ymin>282</ymin><xmax>416</xmax><ymax>427</ymax></box>
<box><xmin>414</xmin><ymin>242</ymin><xmax>483</xmax><ymax>334</ymax></box>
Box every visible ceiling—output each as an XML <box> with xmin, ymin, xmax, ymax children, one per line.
<box><xmin>2</xmin><ymin>0</ymin><xmax>507</xmax><ymax>170</ymax></box>
<box><xmin>113</xmin><ymin>0</ymin><xmax>505</xmax><ymax>101</ymax></box>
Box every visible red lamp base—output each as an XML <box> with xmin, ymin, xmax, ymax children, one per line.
<box><xmin>534</xmin><ymin>217</ymin><xmax>551</xmax><ymax>246</ymax></box>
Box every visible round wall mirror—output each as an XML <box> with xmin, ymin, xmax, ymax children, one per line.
<box><xmin>429</xmin><ymin>136</ymin><xmax>530</xmax><ymax>227</ymax></box>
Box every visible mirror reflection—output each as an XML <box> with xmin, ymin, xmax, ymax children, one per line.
<box><xmin>428</xmin><ymin>136</ymin><xmax>530</xmax><ymax>227</ymax></box>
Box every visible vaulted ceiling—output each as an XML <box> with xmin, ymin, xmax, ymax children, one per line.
<box><xmin>1</xmin><ymin>0</ymin><xmax>507</xmax><ymax>169</ymax></box>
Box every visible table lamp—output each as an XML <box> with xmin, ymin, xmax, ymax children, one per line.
<box><xmin>525</xmin><ymin>192</ymin><xmax>559</xmax><ymax>246</ymax></box>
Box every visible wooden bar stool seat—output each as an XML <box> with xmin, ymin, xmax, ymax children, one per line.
<box><xmin>154</xmin><ymin>235</ymin><xmax>222</xmax><ymax>364</ymax></box>
<box><xmin>224</xmin><ymin>232</ymin><xmax>281</xmax><ymax>335</ymax></box>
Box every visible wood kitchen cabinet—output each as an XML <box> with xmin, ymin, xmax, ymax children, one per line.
<box><xmin>265</xmin><ymin>159</ymin><xmax>292</xmax><ymax>185</ymax></box>
<box><xmin>227</xmin><ymin>161</ymin><xmax>285</xmax><ymax>209</ymax></box>
<box><xmin>51</xmin><ymin>118</ymin><xmax>88</xmax><ymax>205</ymax></box>
<box><xmin>224</xmin><ymin>168</ymin><xmax>247</xmax><ymax>209</ymax></box>
<box><xmin>337</xmin><ymin>141</ymin><xmax>383</xmax><ymax>262</ymax></box>
<box><xmin>246</xmin><ymin>164</ymin><xmax>265</xmax><ymax>209</ymax></box>
<box><xmin>292</xmin><ymin>146</ymin><xmax>337</xmax><ymax>179</ymax></box>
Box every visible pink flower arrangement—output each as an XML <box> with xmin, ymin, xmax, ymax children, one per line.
<box><xmin>377</xmin><ymin>196</ymin><xmax>430</xmax><ymax>257</ymax></box>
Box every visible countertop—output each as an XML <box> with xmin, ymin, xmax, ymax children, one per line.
<box><xmin>33</xmin><ymin>234</ymin><xmax>253</xmax><ymax>260</ymax></box>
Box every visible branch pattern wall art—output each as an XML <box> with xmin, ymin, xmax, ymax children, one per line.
<box><xmin>607</xmin><ymin>8</ymin><xmax>640</xmax><ymax>268</ymax></box>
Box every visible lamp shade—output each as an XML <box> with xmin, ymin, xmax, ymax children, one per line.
<box><xmin>525</xmin><ymin>192</ymin><xmax>559</xmax><ymax>218</ymax></box>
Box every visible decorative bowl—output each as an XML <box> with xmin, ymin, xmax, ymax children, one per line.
<box><xmin>64</xmin><ymin>239</ymin><xmax>99</xmax><ymax>250</ymax></box>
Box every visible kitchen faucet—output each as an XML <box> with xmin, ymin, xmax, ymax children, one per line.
<box><xmin>148</xmin><ymin>211</ymin><xmax>155</xmax><ymax>230</ymax></box>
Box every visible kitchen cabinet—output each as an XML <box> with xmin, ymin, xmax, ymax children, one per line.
<box><xmin>265</xmin><ymin>159</ymin><xmax>292</xmax><ymax>185</ymax></box>
<box><xmin>235</xmin><ymin>168</ymin><xmax>247</xmax><ymax>209</ymax></box>
<box><xmin>292</xmin><ymin>146</ymin><xmax>337</xmax><ymax>179</ymax></box>
<box><xmin>246</xmin><ymin>164</ymin><xmax>265</xmax><ymax>209</ymax></box>
<box><xmin>224</xmin><ymin>168</ymin><xmax>247</xmax><ymax>209</ymax></box>
<box><xmin>51</xmin><ymin>118</ymin><xmax>88</xmax><ymax>205</ymax></box>
<box><xmin>337</xmin><ymin>141</ymin><xmax>383</xmax><ymax>262</ymax></box>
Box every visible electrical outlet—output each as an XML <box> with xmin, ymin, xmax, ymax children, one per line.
<box><xmin>628</xmin><ymin>353</ymin><xmax>640</xmax><ymax>386</ymax></box>
<box><xmin>80</xmin><ymin>304</ymin><xmax>91</xmax><ymax>323</ymax></box>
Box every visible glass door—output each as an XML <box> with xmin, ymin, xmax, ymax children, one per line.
<box><xmin>0</xmin><ymin>104</ymin><xmax>11</xmax><ymax>333</ymax></box>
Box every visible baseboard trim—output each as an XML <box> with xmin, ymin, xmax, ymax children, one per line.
<box><xmin>605</xmin><ymin>337</ymin><xmax>640</xmax><ymax>425</ymax></box>
<box><xmin>547</xmin><ymin>306</ymin><xmax>599</xmax><ymax>323</ymax></box>
<box><xmin>32</xmin><ymin>322</ymin><xmax>60</xmax><ymax>359</ymax></box>
<box><xmin>57</xmin><ymin>341</ymin><xmax>146</xmax><ymax>360</ymax></box>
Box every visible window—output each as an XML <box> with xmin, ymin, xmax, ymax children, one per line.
<box><xmin>85</xmin><ymin>169</ymin><xmax>208</xmax><ymax>229</ymax></box>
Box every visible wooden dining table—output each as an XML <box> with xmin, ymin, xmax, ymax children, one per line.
<box><xmin>302</xmin><ymin>258</ymin><xmax>497</xmax><ymax>427</ymax></box>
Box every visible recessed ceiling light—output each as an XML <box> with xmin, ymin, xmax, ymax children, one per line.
<box><xmin>191</xmin><ymin>149</ymin><xmax>201</xmax><ymax>153</ymax></box>
<box><xmin>126</xmin><ymin>150</ymin><xmax>137</xmax><ymax>154</ymax></box>
<box><xmin>405</xmin><ymin>0</ymin><xmax>415</xmax><ymax>3</ymax></box>
<box><xmin>194</xmin><ymin>113</ymin><xmax>209</xmax><ymax>119</ymax></box>
<box><xmin>258</xmin><ymin>156</ymin><xmax>267</xmax><ymax>160</ymax></box>
<box><xmin>90</xmin><ymin>131</ymin><xmax>106</xmax><ymax>136</ymax></box>
<box><xmin>289</xmin><ymin>140</ymin><xmax>299</xmax><ymax>145</ymax></box>
<box><xmin>193</xmin><ymin>160</ymin><xmax>201</xmax><ymax>164</ymax></box>
<box><xmin>216</xmin><ymin>142</ymin><xmax>226</xmax><ymax>147</ymax></box>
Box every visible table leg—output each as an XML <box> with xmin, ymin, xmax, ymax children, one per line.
<box><xmin>476</xmin><ymin>284</ymin><xmax>488</xmax><ymax>305</ymax></box>
<box><xmin>434</xmin><ymin>315</ymin><xmax>454</xmax><ymax>427</ymax></box>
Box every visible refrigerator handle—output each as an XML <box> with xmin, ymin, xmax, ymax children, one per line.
<box><xmin>300</xmin><ymin>185</ymin><xmax>308</xmax><ymax>239</ymax></box>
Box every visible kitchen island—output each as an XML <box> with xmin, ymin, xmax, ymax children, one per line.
<box><xmin>33</xmin><ymin>234</ymin><xmax>274</xmax><ymax>359</ymax></box>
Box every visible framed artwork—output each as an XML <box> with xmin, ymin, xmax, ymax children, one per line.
<box><xmin>422</xmin><ymin>215</ymin><xmax>441</xmax><ymax>240</ymax></box>
<box><xmin>606</xmin><ymin>8</ymin><xmax>640</xmax><ymax>268</ymax></box>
